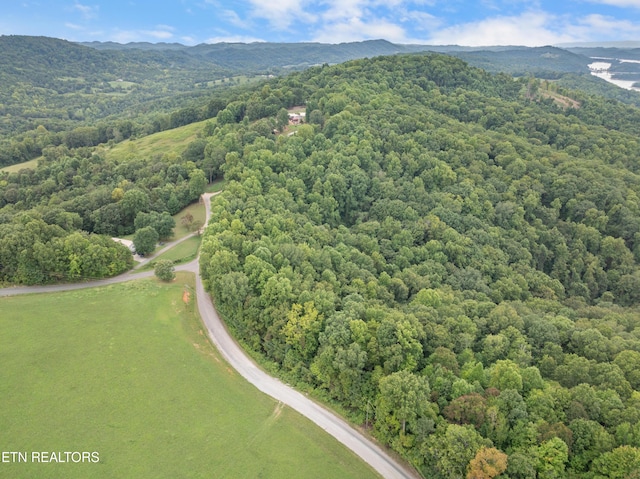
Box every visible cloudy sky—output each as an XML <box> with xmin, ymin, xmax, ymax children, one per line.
<box><xmin>2</xmin><ymin>0</ymin><xmax>640</xmax><ymax>46</ymax></box>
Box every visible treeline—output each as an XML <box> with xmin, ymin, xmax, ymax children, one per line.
<box><xmin>557</xmin><ymin>74</ymin><xmax>640</xmax><ymax>108</ymax></box>
<box><xmin>196</xmin><ymin>54</ymin><xmax>640</xmax><ymax>477</ymax></box>
<box><xmin>453</xmin><ymin>46</ymin><xmax>591</xmax><ymax>79</ymax></box>
<box><xmin>0</xmin><ymin>216</ymin><xmax>133</xmax><ymax>284</ymax></box>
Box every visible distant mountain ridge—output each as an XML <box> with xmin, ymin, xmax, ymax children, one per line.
<box><xmin>78</xmin><ymin>39</ymin><xmax>428</xmax><ymax>70</ymax></box>
<box><xmin>556</xmin><ymin>41</ymin><xmax>640</xmax><ymax>48</ymax></box>
<box><xmin>77</xmin><ymin>38</ymin><xmax>594</xmax><ymax>74</ymax></box>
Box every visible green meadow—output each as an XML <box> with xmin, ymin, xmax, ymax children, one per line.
<box><xmin>0</xmin><ymin>158</ymin><xmax>39</xmax><ymax>173</ymax></box>
<box><xmin>2</xmin><ymin>121</ymin><xmax>228</xmax><ymax>176</ymax></box>
<box><xmin>99</xmin><ymin>120</ymin><xmax>209</xmax><ymax>162</ymax></box>
<box><xmin>0</xmin><ymin>274</ymin><xmax>378</xmax><ymax>479</ymax></box>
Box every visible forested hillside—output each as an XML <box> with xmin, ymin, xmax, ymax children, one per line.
<box><xmin>193</xmin><ymin>54</ymin><xmax>640</xmax><ymax>478</ymax></box>
<box><xmin>0</xmin><ymin>36</ymin><xmax>605</xmax><ymax>170</ymax></box>
<box><xmin>454</xmin><ymin>46</ymin><xmax>592</xmax><ymax>78</ymax></box>
<box><xmin>0</xmin><ymin>35</ymin><xmax>232</xmax><ymax>133</ymax></box>
<box><xmin>0</xmin><ymin>35</ymin><xmax>238</xmax><ymax>166</ymax></box>
<box><xmin>83</xmin><ymin>38</ymin><xmax>426</xmax><ymax>70</ymax></box>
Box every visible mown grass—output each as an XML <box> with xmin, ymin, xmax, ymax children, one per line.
<box><xmin>137</xmin><ymin>236</ymin><xmax>202</xmax><ymax>272</ymax></box>
<box><xmin>0</xmin><ymin>273</ymin><xmax>378</xmax><ymax>479</ymax></box>
<box><xmin>205</xmin><ymin>179</ymin><xmax>225</xmax><ymax>193</ymax></box>
<box><xmin>172</xmin><ymin>202</ymin><xmax>206</xmax><ymax>241</ymax></box>
<box><xmin>156</xmin><ymin>236</ymin><xmax>201</xmax><ymax>264</ymax></box>
<box><xmin>117</xmin><ymin>195</ymin><xmax>207</xmax><ymax>244</ymax></box>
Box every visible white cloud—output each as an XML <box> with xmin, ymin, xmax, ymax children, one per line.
<box><xmin>426</xmin><ymin>11</ymin><xmax>578</xmax><ymax>46</ymax></box>
<box><xmin>423</xmin><ymin>9</ymin><xmax>640</xmax><ymax>47</ymax></box>
<box><xmin>320</xmin><ymin>0</ymin><xmax>366</xmax><ymax>22</ymax></box>
<box><xmin>574</xmin><ymin>13</ymin><xmax>640</xmax><ymax>38</ymax></box>
<box><xmin>141</xmin><ymin>30</ymin><xmax>174</xmax><ymax>39</ymax></box>
<box><xmin>155</xmin><ymin>24</ymin><xmax>175</xmax><ymax>32</ymax></box>
<box><xmin>309</xmin><ymin>0</ymin><xmax>438</xmax><ymax>43</ymax></box>
<box><xmin>108</xmin><ymin>27</ymin><xmax>175</xmax><ymax>43</ymax></box>
<box><xmin>247</xmin><ymin>0</ymin><xmax>317</xmax><ymax>30</ymax></box>
<box><xmin>110</xmin><ymin>30</ymin><xmax>142</xmax><ymax>43</ymax></box>
<box><xmin>312</xmin><ymin>17</ymin><xmax>408</xmax><ymax>43</ymax></box>
<box><xmin>108</xmin><ymin>25</ymin><xmax>176</xmax><ymax>42</ymax></box>
<box><xmin>221</xmin><ymin>9</ymin><xmax>252</xmax><ymax>29</ymax></box>
<box><xmin>64</xmin><ymin>22</ymin><xmax>84</xmax><ymax>30</ymax></box>
<box><xmin>206</xmin><ymin>0</ymin><xmax>442</xmax><ymax>43</ymax></box>
<box><xmin>73</xmin><ymin>2</ymin><xmax>98</xmax><ymax>20</ymax></box>
<box><xmin>398</xmin><ymin>8</ymin><xmax>442</xmax><ymax>31</ymax></box>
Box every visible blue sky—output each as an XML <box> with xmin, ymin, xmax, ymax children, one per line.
<box><xmin>2</xmin><ymin>1</ymin><xmax>640</xmax><ymax>46</ymax></box>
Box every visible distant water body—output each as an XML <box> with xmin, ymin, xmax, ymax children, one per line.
<box><xmin>588</xmin><ymin>58</ymin><xmax>640</xmax><ymax>91</ymax></box>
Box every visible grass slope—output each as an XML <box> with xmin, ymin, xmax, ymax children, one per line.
<box><xmin>0</xmin><ymin>158</ymin><xmax>38</xmax><ymax>173</ymax></box>
<box><xmin>98</xmin><ymin>120</ymin><xmax>209</xmax><ymax>162</ymax></box>
<box><xmin>2</xmin><ymin>120</ymin><xmax>211</xmax><ymax>173</ymax></box>
<box><xmin>0</xmin><ymin>273</ymin><xmax>378</xmax><ymax>479</ymax></box>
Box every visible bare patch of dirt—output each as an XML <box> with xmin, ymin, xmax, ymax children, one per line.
<box><xmin>271</xmin><ymin>401</ymin><xmax>284</xmax><ymax>420</ymax></box>
<box><xmin>539</xmin><ymin>90</ymin><xmax>581</xmax><ymax>109</ymax></box>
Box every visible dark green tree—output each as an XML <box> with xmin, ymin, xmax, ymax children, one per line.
<box><xmin>133</xmin><ymin>226</ymin><xmax>158</xmax><ymax>256</ymax></box>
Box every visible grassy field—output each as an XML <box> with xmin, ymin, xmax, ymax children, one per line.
<box><xmin>1</xmin><ymin>120</ymin><xmax>224</xmax><ymax>174</ymax></box>
<box><xmin>205</xmin><ymin>179</ymin><xmax>225</xmax><ymax>193</ymax></box>
<box><xmin>98</xmin><ymin>120</ymin><xmax>209</xmax><ymax>162</ymax></box>
<box><xmin>0</xmin><ymin>158</ymin><xmax>39</xmax><ymax>173</ymax></box>
<box><xmin>0</xmin><ymin>274</ymin><xmax>378</xmax><ymax>479</ymax></box>
<box><xmin>172</xmin><ymin>202</ymin><xmax>206</xmax><ymax>241</ymax></box>
<box><xmin>136</xmin><ymin>236</ymin><xmax>202</xmax><ymax>272</ymax></box>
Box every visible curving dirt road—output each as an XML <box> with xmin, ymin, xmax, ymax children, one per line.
<box><xmin>0</xmin><ymin>192</ymin><xmax>420</xmax><ymax>479</ymax></box>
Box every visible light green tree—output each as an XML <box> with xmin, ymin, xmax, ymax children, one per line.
<box><xmin>154</xmin><ymin>259</ymin><xmax>175</xmax><ymax>282</ymax></box>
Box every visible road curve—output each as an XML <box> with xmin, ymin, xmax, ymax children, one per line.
<box><xmin>0</xmin><ymin>191</ymin><xmax>420</xmax><ymax>479</ymax></box>
<box><xmin>194</xmin><ymin>264</ymin><xmax>418</xmax><ymax>479</ymax></box>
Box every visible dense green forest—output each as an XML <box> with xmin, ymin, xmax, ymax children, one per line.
<box><xmin>194</xmin><ymin>54</ymin><xmax>640</xmax><ymax>478</ymax></box>
<box><xmin>454</xmin><ymin>46</ymin><xmax>592</xmax><ymax>78</ymax></box>
<box><xmin>4</xmin><ymin>41</ymin><xmax>640</xmax><ymax>477</ymax></box>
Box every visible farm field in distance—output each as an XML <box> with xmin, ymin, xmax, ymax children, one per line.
<box><xmin>0</xmin><ymin>273</ymin><xmax>378</xmax><ymax>479</ymax></box>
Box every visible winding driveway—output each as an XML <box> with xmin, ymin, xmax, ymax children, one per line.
<box><xmin>0</xmin><ymin>192</ymin><xmax>420</xmax><ymax>479</ymax></box>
